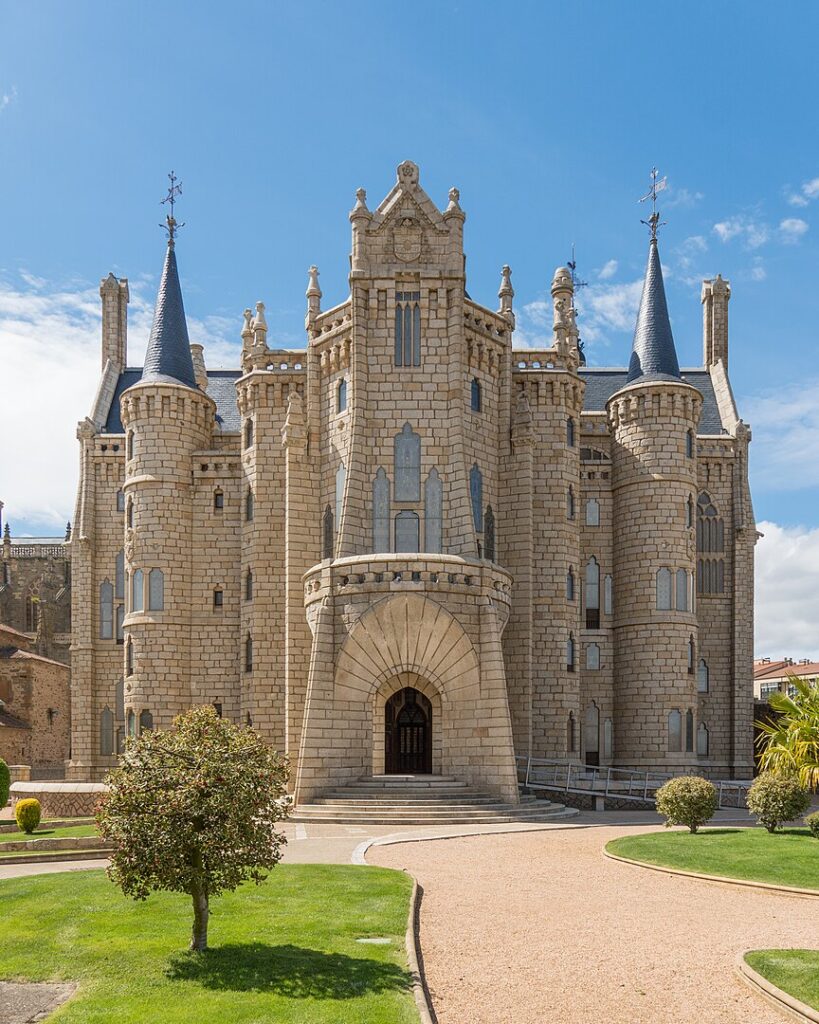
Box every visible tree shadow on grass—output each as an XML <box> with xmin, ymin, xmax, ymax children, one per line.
<box><xmin>166</xmin><ymin>943</ymin><xmax>412</xmax><ymax>999</ymax></box>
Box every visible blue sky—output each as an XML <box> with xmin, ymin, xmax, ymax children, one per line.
<box><xmin>1</xmin><ymin>2</ymin><xmax>819</xmax><ymax>655</ymax></box>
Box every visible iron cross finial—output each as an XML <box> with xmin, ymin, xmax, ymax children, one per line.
<box><xmin>160</xmin><ymin>170</ymin><xmax>185</xmax><ymax>245</ymax></box>
<box><xmin>639</xmin><ymin>166</ymin><xmax>668</xmax><ymax>240</ymax></box>
<box><xmin>567</xmin><ymin>243</ymin><xmax>588</xmax><ymax>311</ymax></box>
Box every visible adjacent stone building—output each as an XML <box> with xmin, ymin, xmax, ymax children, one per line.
<box><xmin>0</xmin><ymin>623</ymin><xmax>71</xmax><ymax>774</ymax></box>
<box><xmin>67</xmin><ymin>161</ymin><xmax>756</xmax><ymax>799</ymax></box>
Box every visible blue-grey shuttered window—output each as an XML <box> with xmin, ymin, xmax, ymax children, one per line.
<box><xmin>395</xmin><ymin>291</ymin><xmax>421</xmax><ymax>366</ymax></box>
<box><xmin>373</xmin><ymin>468</ymin><xmax>391</xmax><ymax>552</ymax></box>
<box><xmin>394</xmin><ymin>511</ymin><xmax>420</xmax><ymax>553</ymax></box>
<box><xmin>394</xmin><ymin>424</ymin><xmax>421</xmax><ymax>501</ymax></box>
<box><xmin>470</xmin><ymin>464</ymin><xmax>483</xmax><ymax>532</ymax></box>
<box><xmin>424</xmin><ymin>469</ymin><xmax>443</xmax><ymax>552</ymax></box>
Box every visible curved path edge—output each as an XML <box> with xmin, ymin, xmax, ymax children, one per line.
<box><xmin>737</xmin><ymin>953</ymin><xmax>819</xmax><ymax>1023</ymax></box>
<box><xmin>603</xmin><ymin>847</ymin><xmax>819</xmax><ymax>899</ymax></box>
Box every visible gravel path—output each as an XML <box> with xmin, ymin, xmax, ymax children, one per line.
<box><xmin>370</xmin><ymin>825</ymin><xmax>818</xmax><ymax>1024</ymax></box>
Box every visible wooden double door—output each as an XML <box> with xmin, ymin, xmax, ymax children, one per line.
<box><xmin>385</xmin><ymin>687</ymin><xmax>432</xmax><ymax>774</ymax></box>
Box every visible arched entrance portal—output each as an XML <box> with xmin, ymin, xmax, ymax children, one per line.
<box><xmin>385</xmin><ymin>687</ymin><xmax>432</xmax><ymax>774</ymax></box>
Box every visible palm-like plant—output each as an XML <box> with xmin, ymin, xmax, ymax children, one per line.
<box><xmin>756</xmin><ymin>674</ymin><xmax>819</xmax><ymax>791</ymax></box>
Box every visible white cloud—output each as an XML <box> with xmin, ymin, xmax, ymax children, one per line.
<box><xmin>665</xmin><ymin>186</ymin><xmax>704</xmax><ymax>209</ymax></box>
<box><xmin>787</xmin><ymin>176</ymin><xmax>819</xmax><ymax>207</ymax></box>
<box><xmin>0</xmin><ymin>86</ymin><xmax>16</xmax><ymax>114</ymax></box>
<box><xmin>713</xmin><ymin>216</ymin><xmax>769</xmax><ymax>249</ymax></box>
<box><xmin>750</xmin><ymin>260</ymin><xmax>766</xmax><ymax>281</ymax></box>
<box><xmin>744</xmin><ymin>377</ymin><xmax>819</xmax><ymax>492</ymax></box>
<box><xmin>779</xmin><ymin>217</ymin><xmax>809</xmax><ymax>243</ymax></box>
<box><xmin>598</xmin><ymin>259</ymin><xmax>618</xmax><ymax>280</ymax></box>
<box><xmin>756</xmin><ymin>521</ymin><xmax>819</xmax><ymax>659</ymax></box>
<box><xmin>0</xmin><ymin>270</ymin><xmax>243</xmax><ymax>535</ymax></box>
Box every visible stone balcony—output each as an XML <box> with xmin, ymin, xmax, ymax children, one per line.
<box><xmin>303</xmin><ymin>553</ymin><xmax>512</xmax><ymax>615</ymax></box>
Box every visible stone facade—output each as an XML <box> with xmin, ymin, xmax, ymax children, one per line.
<box><xmin>67</xmin><ymin>161</ymin><xmax>756</xmax><ymax>794</ymax></box>
<box><xmin>0</xmin><ymin>624</ymin><xmax>71</xmax><ymax>774</ymax></box>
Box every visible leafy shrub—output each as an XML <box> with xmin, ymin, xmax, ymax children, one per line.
<box><xmin>655</xmin><ymin>775</ymin><xmax>717</xmax><ymax>833</ymax></box>
<box><xmin>747</xmin><ymin>772</ymin><xmax>811</xmax><ymax>833</ymax></box>
<box><xmin>15</xmin><ymin>798</ymin><xmax>41</xmax><ymax>834</ymax></box>
<box><xmin>0</xmin><ymin>759</ymin><xmax>9</xmax><ymax>807</ymax></box>
<box><xmin>806</xmin><ymin>810</ymin><xmax>819</xmax><ymax>838</ymax></box>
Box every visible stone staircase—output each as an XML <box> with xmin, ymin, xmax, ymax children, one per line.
<box><xmin>291</xmin><ymin>774</ymin><xmax>578</xmax><ymax>825</ymax></box>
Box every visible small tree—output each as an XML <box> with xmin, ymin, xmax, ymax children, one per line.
<box><xmin>0</xmin><ymin>758</ymin><xmax>10</xmax><ymax>807</ymax></box>
<box><xmin>746</xmin><ymin>772</ymin><xmax>811</xmax><ymax>833</ymax></box>
<box><xmin>97</xmin><ymin>705</ymin><xmax>289</xmax><ymax>951</ymax></box>
<box><xmin>655</xmin><ymin>776</ymin><xmax>717</xmax><ymax>833</ymax></box>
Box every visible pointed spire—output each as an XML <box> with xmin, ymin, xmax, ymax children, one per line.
<box><xmin>141</xmin><ymin>240</ymin><xmax>197</xmax><ymax>388</ymax></box>
<box><xmin>625</xmin><ymin>237</ymin><xmax>681</xmax><ymax>385</ymax></box>
<box><xmin>64</xmin><ymin>521</ymin><xmax>71</xmax><ymax>542</ymax></box>
<box><xmin>498</xmin><ymin>265</ymin><xmax>515</xmax><ymax>326</ymax></box>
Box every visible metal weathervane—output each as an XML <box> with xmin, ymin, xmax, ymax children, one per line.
<box><xmin>567</xmin><ymin>243</ymin><xmax>588</xmax><ymax>361</ymax></box>
<box><xmin>639</xmin><ymin>166</ymin><xmax>667</xmax><ymax>239</ymax></box>
<box><xmin>160</xmin><ymin>171</ymin><xmax>184</xmax><ymax>244</ymax></box>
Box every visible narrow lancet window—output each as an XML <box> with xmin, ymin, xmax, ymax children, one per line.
<box><xmin>471</xmin><ymin>378</ymin><xmax>481</xmax><ymax>412</ymax></box>
<box><xmin>322</xmin><ymin>505</ymin><xmax>334</xmax><ymax>559</ymax></box>
<box><xmin>131</xmin><ymin>569</ymin><xmax>144</xmax><ymax>613</ymax></box>
<box><xmin>99</xmin><ymin>580</ymin><xmax>113</xmax><ymax>639</ymax></box>
<box><xmin>424</xmin><ymin>469</ymin><xmax>443</xmax><ymax>553</ymax></box>
<box><xmin>394</xmin><ymin>511</ymin><xmax>420</xmax><ymax>553</ymax></box>
<box><xmin>373</xmin><ymin>468</ymin><xmax>391</xmax><ymax>552</ymax></box>
<box><xmin>394</xmin><ymin>425</ymin><xmax>421</xmax><ymax>501</ymax></box>
<box><xmin>337</xmin><ymin>378</ymin><xmax>347</xmax><ymax>413</ymax></box>
<box><xmin>148</xmin><ymin>569</ymin><xmax>164</xmax><ymax>611</ymax></box>
<box><xmin>470</xmin><ymin>464</ymin><xmax>483</xmax><ymax>532</ymax></box>
<box><xmin>395</xmin><ymin>291</ymin><xmax>421</xmax><ymax>366</ymax></box>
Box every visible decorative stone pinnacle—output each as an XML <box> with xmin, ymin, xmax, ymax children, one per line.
<box><xmin>64</xmin><ymin>521</ymin><xmax>72</xmax><ymax>541</ymax></box>
<box><xmin>306</xmin><ymin>265</ymin><xmax>322</xmax><ymax>298</ymax></box>
<box><xmin>498</xmin><ymin>265</ymin><xmax>514</xmax><ymax>299</ymax></box>
<box><xmin>448</xmin><ymin>186</ymin><xmax>461</xmax><ymax>208</ymax></box>
<box><xmin>397</xmin><ymin>160</ymin><xmax>419</xmax><ymax>187</ymax></box>
<box><xmin>241</xmin><ymin>308</ymin><xmax>253</xmax><ymax>338</ymax></box>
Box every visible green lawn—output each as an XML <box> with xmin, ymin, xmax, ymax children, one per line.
<box><xmin>0</xmin><ymin>825</ymin><xmax>98</xmax><ymax>843</ymax></box>
<box><xmin>606</xmin><ymin>828</ymin><xmax>819</xmax><ymax>890</ymax></box>
<box><xmin>0</xmin><ymin>865</ymin><xmax>417</xmax><ymax>1024</ymax></box>
<box><xmin>746</xmin><ymin>950</ymin><xmax>819</xmax><ymax>1010</ymax></box>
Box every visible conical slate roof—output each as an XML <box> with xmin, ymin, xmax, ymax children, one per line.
<box><xmin>625</xmin><ymin>237</ymin><xmax>681</xmax><ymax>385</ymax></box>
<box><xmin>141</xmin><ymin>242</ymin><xmax>197</xmax><ymax>388</ymax></box>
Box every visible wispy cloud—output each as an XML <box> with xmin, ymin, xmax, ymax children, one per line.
<box><xmin>779</xmin><ymin>217</ymin><xmax>809</xmax><ymax>243</ymax></box>
<box><xmin>0</xmin><ymin>85</ymin><xmax>17</xmax><ymax>114</ymax></box>
<box><xmin>0</xmin><ymin>270</ymin><xmax>243</xmax><ymax>534</ymax></box>
<box><xmin>756</xmin><ymin>520</ymin><xmax>819</xmax><ymax>658</ymax></box>
<box><xmin>665</xmin><ymin>185</ymin><xmax>704</xmax><ymax>209</ymax></box>
<box><xmin>744</xmin><ymin>377</ymin><xmax>819</xmax><ymax>493</ymax></box>
<box><xmin>713</xmin><ymin>216</ymin><xmax>770</xmax><ymax>249</ymax></box>
<box><xmin>786</xmin><ymin>176</ymin><xmax>819</xmax><ymax>207</ymax></box>
<box><xmin>597</xmin><ymin>259</ymin><xmax>618</xmax><ymax>280</ymax></box>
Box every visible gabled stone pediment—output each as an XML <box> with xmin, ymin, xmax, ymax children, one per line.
<box><xmin>368</xmin><ymin>161</ymin><xmax>449</xmax><ymax>236</ymax></box>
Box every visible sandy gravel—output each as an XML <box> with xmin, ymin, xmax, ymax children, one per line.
<box><xmin>370</xmin><ymin>825</ymin><xmax>819</xmax><ymax>1024</ymax></box>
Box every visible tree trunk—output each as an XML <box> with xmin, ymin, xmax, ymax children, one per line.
<box><xmin>189</xmin><ymin>853</ymin><xmax>209</xmax><ymax>951</ymax></box>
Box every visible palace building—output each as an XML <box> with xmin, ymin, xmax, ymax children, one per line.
<box><xmin>67</xmin><ymin>161</ymin><xmax>756</xmax><ymax>807</ymax></box>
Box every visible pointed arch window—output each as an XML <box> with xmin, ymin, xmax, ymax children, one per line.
<box><xmin>668</xmin><ymin>709</ymin><xmax>682</xmax><ymax>752</ymax></box>
<box><xmin>483</xmin><ymin>505</ymin><xmax>495</xmax><ymax>561</ymax></box>
<box><xmin>148</xmin><ymin>569</ymin><xmax>164</xmax><ymax>611</ymax></box>
<box><xmin>125</xmin><ymin>636</ymin><xmax>134</xmax><ymax>677</ymax></box>
<box><xmin>99</xmin><ymin>579</ymin><xmax>114</xmax><ymax>639</ymax></box>
<box><xmin>25</xmin><ymin>595</ymin><xmax>39</xmax><ymax>632</ymax></box>
<box><xmin>697</xmin><ymin>492</ymin><xmax>725</xmax><ymax>595</ymax></box>
<box><xmin>697</xmin><ymin>658</ymin><xmax>709</xmax><ymax>693</ymax></box>
<box><xmin>394</xmin><ymin>425</ymin><xmax>421</xmax><ymax>501</ymax></box>
<box><xmin>245</xmin><ymin>487</ymin><xmax>254</xmax><ymax>522</ymax></box>
<box><xmin>127</xmin><ymin>430</ymin><xmax>135</xmax><ymax>460</ymax></box>
<box><xmin>116</xmin><ymin>489</ymin><xmax>125</xmax><ymax>513</ymax></box>
<box><xmin>245</xmin><ymin>569</ymin><xmax>253</xmax><ymax>601</ymax></box>
<box><xmin>585</xmin><ymin>557</ymin><xmax>600</xmax><ymax>629</ymax></box>
<box><xmin>115</xmin><ymin>550</ymin><xmax>125</xmax><ymax>600</ymax></box>
<box><xmin>244</xmin><ymin>418</ymin><xmax>254</xmax><ymax>449</ymax></box>
<box><xmin>139</xmin><ymin>709</ymin><xmax>153</xmax><ymax>735</ymax></box>
<box><xmin>394</xmin><ymin>511</ymin><xmax>420</xmax><ymax>553</ymax></box>
<box><xmin>470</xmin><ymin>464</ymin><xmax>483</xmax><ymax>532</ymax></box>
<box><xmin>131</xmin><ymin>569</ymin><xmax>144</xmax><ymax>613</ymax></box>
<box><xmin>100</xmin><ymin>706</ymin><xmax>114</xmax><ymax>757</ymax></box>
<box><xmin>335</xmin><ymin>462</ymin><xmax>346</xmax><ymax>527</ymax></box>
<box><xmin>676</xmin><ymin>568</ymin><xmax>689</xmax><ymax>612</ymax></box>
<box><xmin>566</xmin><ymin>567</ymin><xmax>575</xmax><ymax>601</ymax></box>
<box><xmin>685</xmin><ymin>709</ymin><xmax>694</xmax><ymax>752</ymax></box>
<box><xmin>586</xmin><ymin>642</ymin><xmax>600</xmax><ymax>670</ymax></box>
<box><xmin>213</xmin><ymin>489</ymin><xmax>224</xmax><ymax>511</ymax></box>
<box><xmin>116</xmin><ymin>604</ymin><xmax>124</xmax><ymax>643</ymax></box>
<box><xmin>696</xmin><ymin>722</ymin><xmax>709</xmax><ymax>756</ymax></box>
<box><xmin>471</xmin><ymin>378</ymin><xmax>482</xmax><ymax>412</ymax></box>
<box><xmin>585</xmin><ymin>498</ymin><xmax>600</xmax><ymax>526</ymax></box>
<box><xmin>322</xmin><ymin>505</ymin><xmax>334</xmax><ymax>559</ymax></box>
<box><xmin>337</xmin><ymin>378</ymin><xmax>347</xmax><ymax>413</ymax></box>
<box><xmin>567</xmin><ymin>486</ymin><xmax>575</xmax><ymax>520</ymax></box>
<box><xmin>567</xmin><ymin>633</ymin><xmax>576</xmax><ymax>672</ymax></box>
<box><xmin>373</xmin><ymin>468</ymin><xmax>391</xmax><ymax>552</ymax></box>
<box><xmin>566</xmin><ymin>417</ymin><xmax>576</xmax><ymax>447</ymax></box>
<box><xmin>245</xmin><ymin>634</ymin><xmax>253</xmax><ymax>673</ymax></box>
<box><xmin>686</xmin><ymin>494</ymin><xmax>694</xmax><ymax>529</ymax></box>
<box><xmin>395</xmin><ymin>291</ymin><xmax>421</xmax><ymax>367</ymax></box>
<box><xmin>656</xmin><ymin>568</ymin><xmax>672</xmax><ymax>611</ymax></box>
<box><xmin>687</xmin><ymin>636</ymin><xmax>695</xmax><ymax>674</ymax></box>
<box><xmin>424</xmin><ymin>469</ymin><xmax>443</xmax><ymax>553</ymax></box>
<box><xmin>686</xmin><ymin>429</ymin><xmax>694</xmax><ymax>458</ymax></box>
<box><xmin>604</xmin><ymin>574</ymin><xmax>613</xmax><ymax>616</ymax></box>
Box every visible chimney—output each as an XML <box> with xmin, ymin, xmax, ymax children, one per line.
<box><xmin>189</xmin><ymin>344</ymin><xmax>208</xmax><ymax>390</ymax></box>
<box><xmin>99</xmin><ymin>273</ymin><xmax>129</xmax><ymax>371</ymax></box>
<box><xmin>702</xmin><ymin>274</ymin><xmax>730</xmax><ymax>369</ymax></box>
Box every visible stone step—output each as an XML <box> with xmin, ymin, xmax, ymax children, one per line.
<box><xmin>318</xmin><ymin>792</ymin><xmax>501</xmax><ymax>803</ymax></box>
<box><xmin>291</xmin><ymin>804</ymin><xmax>577</xmax><ymax>825</ymax></box>
<box><xmin>312</xmin><ymin>799</ymin><xmax>552</xmax><ymax>811</ymax></box>
<box><xmin>343</xmin><ymin>781</ymin><xmax>470</xmax><ymax>790</ymax></box>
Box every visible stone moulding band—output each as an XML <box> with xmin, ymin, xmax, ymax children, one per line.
<box><xmin>736</xmin><ymin>952</ymin><xmax>819</xmax><ymax>1024</ymax></box>
<box><xmin>603</xmin><ymin>846</ymin><xmax>819</xmax><ymax>899</ymax></box>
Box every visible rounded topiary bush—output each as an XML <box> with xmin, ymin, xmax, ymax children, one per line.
<box><xmin>15</xmin><ymin>797</ymin><xmax>41</xmax><ymax>834</ymax></box>
<box><xmin>806</xmin><ymin>810</ymin><xmax>819</xmax><ymax>839</ymax></box>
<box><xmin>748</xmin><ymin>773</ymin><xmax>811</xmax><ymax>833</ymax></box>
<box><xmin>0</xmin><ymin>758</ymin><xmax>10</xmax><ymax>807</ymax></box>
<box><xmin>655</xmin><ymin>775</ymin><xmax>717</xmax><ymax>833</ymax></box>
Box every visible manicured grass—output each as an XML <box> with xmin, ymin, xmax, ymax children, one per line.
<box><xmin>746</xmin><ymin>950</ymin><xmax>819</xmax><ymax>1010</ymax></box>
<box><xmin>0</xmin><ymin>825</ymin><xmax>98</xmax><ymax>843</ymax></box>
<box><xmin>607</xmin><ymin>828</ymin><xmax>819</xmax><ymax>890</ymax></box>
<box><xmin>0</xmin><ymin>865</ymin><xmax>417</xmax><ymax>1023</ymax></box>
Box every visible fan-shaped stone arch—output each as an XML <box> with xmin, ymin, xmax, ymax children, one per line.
<box><xmin>336</xmin><ymin>593</ymin><xmax>480</xmax><ymax>705</ymax></box>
